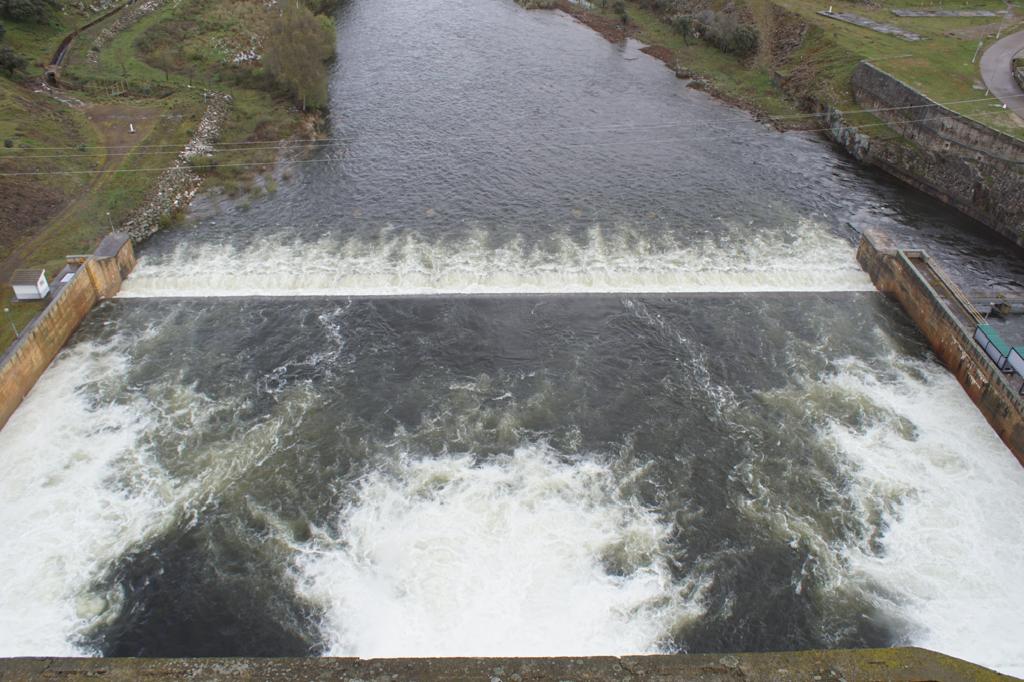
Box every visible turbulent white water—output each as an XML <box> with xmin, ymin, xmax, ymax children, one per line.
<box><xmin>0</xmin><ymin>332</ymin><xmax>313</xmax><ymax>656</ymax></box>
<box><xmin>0</xmin><ymin>341</ymin><xmax>171</xmax><ymax>656</ymax></box>
<box><xmin>742</xmin><ymin>346</ymin><xmax>1024</xmax><ymax>676</ymax></box>
<box><xmin>291</xmin><ymin>445</ymin><xmax>705</xmax><ymax>657</ymax></box>
<box><xmin>826</xmin><ymin>356</ymin><xmax>1024</xmax><ymax>677</ymax></box>
<box><xmin>3</xmin><ymin>298</ymin><xmax>1023</xmax><ymax>673</ymax></box>
<box><xmin>118</xmin><ymin>226</ymin><xmax>873</xmax><ymax>297</ymax></box>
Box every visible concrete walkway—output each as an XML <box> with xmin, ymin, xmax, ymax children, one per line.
<box><xmin>980</xmin><ymin>29</ymin><xmax>1024</xmax><ymax>120</ymax></box>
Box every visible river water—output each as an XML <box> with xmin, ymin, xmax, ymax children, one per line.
<box><xmin>2</xmin><ymin>0</ymin><xmax>1024</xmax><ymax>673</ymax></box>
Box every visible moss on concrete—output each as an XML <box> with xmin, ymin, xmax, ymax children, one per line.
<box><xmin>0</xmin><ymin>648</ymin><xmax>1012</xmax><ymax>681</ymax></box>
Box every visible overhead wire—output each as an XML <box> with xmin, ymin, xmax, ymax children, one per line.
<box><xmin>1</xmin><ymin>103</ymin><xmax>1021</xmax><ymax>176</ymax></box>
<box><xmin>2</xmin><ymin>87</ymin><xmax>1022</xmax><ymax>156</ymax></box>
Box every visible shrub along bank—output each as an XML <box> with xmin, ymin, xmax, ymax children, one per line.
<box><xmin>0</xmin><ymin>0</ymin><xmax>340</xmax><ymax>353</ymax></box>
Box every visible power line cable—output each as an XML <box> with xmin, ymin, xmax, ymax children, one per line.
<box><xmin>2</xmin><ymin>106</ymin><xmax>1021</xmax><ymax>176</ymax></box>
<box><xmin>3</xmin><ymin>88</ymin><xmax>1023</xmax><ymax>156</ymax></box>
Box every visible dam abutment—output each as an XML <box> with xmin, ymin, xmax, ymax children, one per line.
<box><xmin>857</xmin><ymin>230</ymin><xmax>1024</xmax><ymax>465</ymax></box>
<box><xmin>828</xmin><ymin>62</ymin><xmax>1024</xmax><ymax>246</ymax></box>
<box><xmin>0</xmin><ymin>233</ymin><xmax>135</xmax><ymax>431</ymax></box>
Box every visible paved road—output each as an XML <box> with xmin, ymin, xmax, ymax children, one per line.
<box><xmin>980</xmin><ymin>29</ymin><xmax>1024</xmax><ymax>120</ymax></box>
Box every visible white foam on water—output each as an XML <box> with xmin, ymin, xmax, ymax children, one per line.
<box><xmin>0</xmin><ymin>329</ymin><xmax>315</xmax><ymax>656</ymax></box>
<box><xmin>0</xmin><ymin>340</ymin><xmax>173</xmax><ymax>656</ymax></box>
<box><xmin>291</xmin><ymin>444</ymin><xmax>704</xmax><ymax>657</ymax></box>
<box><xmin>824</xmin><ymin>356</ymin><xmax>1024</xmax><ymax>677</ymax></box>
<box><xmin>119</xmin><ymin>225</ymin><xmax>872</xmax><ymax>298</ymax></box>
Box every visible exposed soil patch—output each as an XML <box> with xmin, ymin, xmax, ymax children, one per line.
<box><xmin>640</xmin><ymin>44</ymin><xmax>675</xmax><ymax>63</ymax></box>
<box><xmin>0</xmin><ymin>102</ymin><xmax>162</xmax><ymax>283</ymax></box>
<box><xmin>557</xmin><ymin>0</ymin><xmax>632</xmax><ymax>42</ymax></box>
<box><xmin>0</xmin><ymin>180</ymin><xmax>65</xmax><ymax>262</ymax></box>
<box><xmin>768</xmin><ymin>4</ymin><xmax>808</xmax><ymax>64</ymax></box>
<box><xmin>0</xmin><ymin>87</ymin><xmax>90</xmax><ymax>264</ymax></box>
<box><xmin>86</xmin><ymin>103</ymin><xmax>163</xmax><ymax>166</ymax></box>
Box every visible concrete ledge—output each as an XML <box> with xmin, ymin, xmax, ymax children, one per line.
<box><xmin>0</xmin><ymin>648</ymin><xmax>1010</xmax><ymax>681</ymax></box>
<box><xmin>0</xmin><ymin>233</ymin><xmax>136</xmax><ymax>432</ymax></box>
<box><xmin>819</xmin><ymin>12</ymin><xmax>924</xmax><ymax>40</ymax></box>
<box><xmin>858</xmin><ymin>231</ymin><xmax>1024</xmax><ymax>465</ymax></box>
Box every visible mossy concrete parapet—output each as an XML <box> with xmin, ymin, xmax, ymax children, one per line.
<box><xmin>857</xmin><ymin>230</ymin><xmax>1024</xmax><ymax>465</ymax></box>
<box><xmin>0</xmin><ymin>233</ymin><xmax>135</xmax><ymax>432</ymax></box>
<box><xmin>0</xmin><ymin>648</ymin><xmax>1011</xmax><ymax>681</ymax></box>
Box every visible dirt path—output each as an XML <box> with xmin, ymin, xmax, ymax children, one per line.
<box><xmin>0</xmin><ymin>103</ymin><xmax>161</xmax><ymax>283</ymax></box>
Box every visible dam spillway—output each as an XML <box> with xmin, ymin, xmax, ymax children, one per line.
<box><xmin>2</xmin><ymin>0</ymin><xmax>1024</xmax><ymax>675</ymax></box>
<box><xmin>115</xmin><ymin>227</ymin><xmax>877</xmax><ymax>298</ymax></box>
<box><xmin>3</xmin><ymin>290</ymin><xmax>1024</xmax><ymax>671</ymax></box>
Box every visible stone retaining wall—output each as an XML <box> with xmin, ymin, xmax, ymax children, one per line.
<box><xmin>857</xmin><ymin>230</ymin><xmax>1024</xmax><ymax>465</ymax></box>
<box><xmin>853</xmin><ymin>61</ymin><xmax>1024</xmax><ymax>161</ymax></box>
<box><xmin>0</xmin><ymin>234</ymin><xmax>135</xmax><ymax>431</ymax></box>
<box><xmin>841</xmin><ymin>62</ymin><xmax>1024</xmax><ymax>246</ymax></box>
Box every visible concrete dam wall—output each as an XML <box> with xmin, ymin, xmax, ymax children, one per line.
<box><xmin>835</xmin><ymin>62</ymin><xmax>1024</xmax><ymax>246</ymax></box>
<box><xmin>0</xmin><ymin>234</ymin><xmax>135</xmax><ymax>431</ymax></box>
<box><xmin>857</xmin><ymin>231</ymin><xmax>1024</xmax><ymax>465</ymax></box>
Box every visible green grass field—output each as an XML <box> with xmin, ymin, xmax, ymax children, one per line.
<box><xmin>771</xmin><ymin>0</ymin><xmax>1024</xmax><ymax>132</ymax></box>
<box><xmin>0</xmin><ymin>297</ymin><xmax>44</xmax><ymax>356</ymax></box>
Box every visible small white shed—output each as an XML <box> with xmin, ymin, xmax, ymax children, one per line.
<box><xmin>11</xmin><ymin>269</ymin><xmax>50</xmax><ymax>301</ymax></box>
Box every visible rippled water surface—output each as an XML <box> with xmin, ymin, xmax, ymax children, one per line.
<box><xmin>2</xmin><ymin>0</ymin><xmax>1024</xmax><ymax>674</ymax></box>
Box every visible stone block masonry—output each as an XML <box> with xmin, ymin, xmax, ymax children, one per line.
<box><xmin>0</xmin><ymin>233</ymin><xmax>135</xmax><ymax>431</ymax></box>
<box><xmin>857</xmin><ymin>230</ymin><xmax>1024</xmax><ymax>465</ymax></box>
<box><xmin>839</xmin><ymin>62</ymin><xmax>1024</xmax><ymax>246</ymax></box>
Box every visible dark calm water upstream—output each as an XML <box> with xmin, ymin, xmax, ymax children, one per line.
<box><xmin>1</xmin><ymin>0</ymin><xmax>1024</xmax><ymax>673</ymax></box>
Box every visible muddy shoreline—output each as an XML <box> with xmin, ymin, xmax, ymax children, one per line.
<box><xmin>552</xmin><ymin>0</ymin><xmax>812</xmax><ymax>131</ymax></box>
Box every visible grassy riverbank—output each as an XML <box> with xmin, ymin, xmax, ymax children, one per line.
<box><xmin>549</xmin><ymin>0</ymin><xmax>1024</xmax><ymax>135</ymax></box>
<box><xmin>0</xmin><ymin>0</ymin><xmax>337</xmax><ymax>353</ymax></box>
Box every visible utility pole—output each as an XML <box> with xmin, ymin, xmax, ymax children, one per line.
<box><xmin>4</xmin><ymin>307</ymin><xmax>19</xmax><ymax>339</ymax></box>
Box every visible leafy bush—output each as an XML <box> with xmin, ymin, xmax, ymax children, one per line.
<box><xmin>669</xmin><ymin>13</ymin><xmax>695</xmax><ymax>41</ymax></box>
<box><xmin>0</xmin><ymin>45</ymin><xmax>26</xmax><ymax>76</ymax></box>
<box><xmin>302</xmin><ymin>0</ymin><xmax>343</xmax><ymax>13</ymax></box>
<box><xmin>263</xmin><ymin>1</ymin><xmax>335</xmax><ymax>110</ymax></box>
<box><xmin>0</xmin><ymin>0</ymin><xmax>60</xmax><ymax>22</ymax></box>
<box><xmin>696</xmin><ymin>10</ymin><xmax>758</xmax><ymax>57</ymax></box>
<box><xmin>642</xmin><ymin>0</ymin><xmax>686</xmax><ymax>13</ymax></box>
